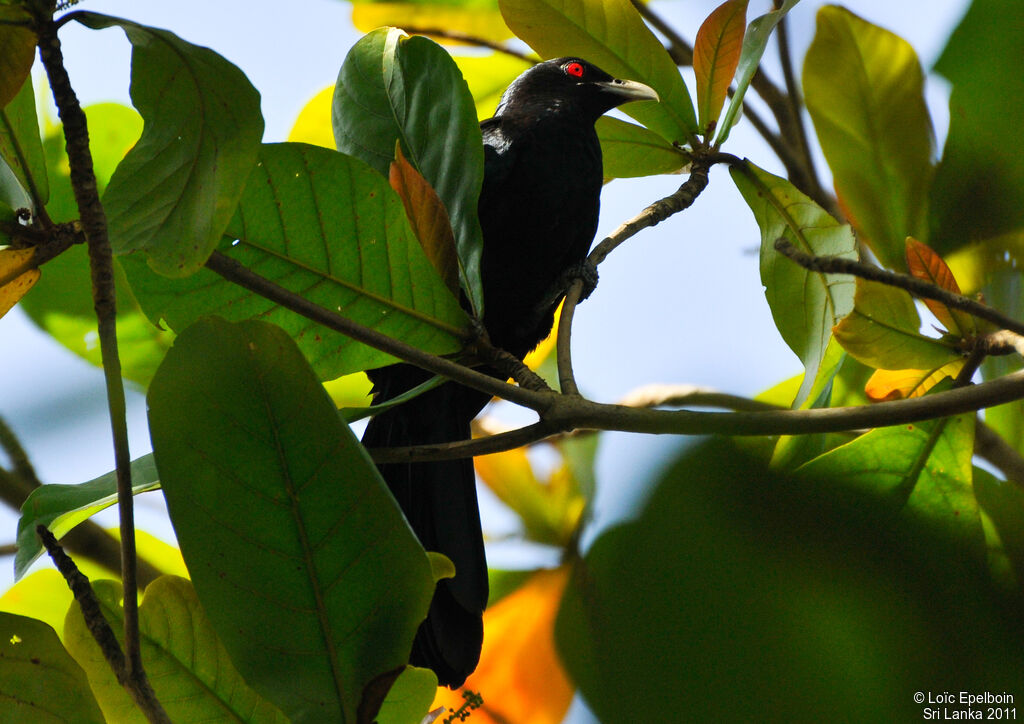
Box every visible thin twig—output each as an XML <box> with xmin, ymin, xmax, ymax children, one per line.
<box><xmin>975</xmin><ymin>420</ymin><xmax>1024</xmax><ymax>491</ymax></box>
<box><xmin>774</xmin><ymin>239</ymin><xmax>1024</xmax><ymax>338</ymax></box>
<box><xmin>401</xmin><ymin>27</ymin><xmax>535</xmax><ymax>63</ymax></box>
<box><xmin>204</xmin><ymin>251</ymin><xmax>552</xmax><ymax>412</ymax></box>
<box><xmin>0</xmin><ymin>415</ymin><xmax>41</xmax><ymax>488</ymax></box>
<box><xmin>33</xmin><ymin>6</ymin><xmax>149</xmax><ymax>706</ymax></box>
<box><xmin>38</xmin><ymin>526</ymin><xmax>171</xmax><ymax>723</ymax></box>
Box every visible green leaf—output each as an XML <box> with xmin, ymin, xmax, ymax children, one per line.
<box><xmin>17</xmin><ymin>103</ymin><xmax>174</xmax><ymax>387</ymax></box>
<box><xmin>0</xmin><ymin>612</ymin><xmax>104</xmax><ymax>724</ymax></box>
<box><xmin>555</xmin><ymin>439</ymin><xmax>1024</xmax><ymax>722</ymax></box>
<box><xmin>833</xmin><ymin>278</ymin><xmax>962</xmax><ymax>370</ymax></box>
<box><xmin>14</xmin><ymin>454</ymin><xmax>161</xmax><ymax>580</ymax></box>
<box><xmin>376</xmin><ymin>667</ymin><xmax>438</xmax><ymax>724</ymax></box>
<box><xmin>797</xmin><ymin>415</ymin><xmax>984</xmax><ymax>564</ymax></box>
<box><xmin>975</xmin><ymin>468</ymin><xmax>1024</xmax><ymax>589</ymax></box>
<box><xmin>596</xmin><ymin>117</ymin><xmax>689</xmax><ymax>180</ymax></box>
<box><xmin>453</xmin><ymin>52</ymin><xmax>533</xmax><ymax>121</ymax></box>
<box><xmin>0</xmin><ymin>74</ymin><xmax>48</xmax><ymax>210</ymax></box>
<box><xmin>0</xmin><ymin>9</ymin><xmax>33</xmax><ymax>109</ymax></box>
<box><xmin>72</xmin><ymin>12</ymin><xmax>264</xmax><ymax>276</ymax></box>
<box><xmin>730</xmin><ymin>161</ymin><xmax>856</xmax><ymax>407</ymax></box>
<box><xmin>147</xmin><ymin>317</ymin><xmax>436</xmax><ymax>724</ymax></box>
<box><xmin>122</xmin><ymin>142</ymin><xmax>469</xmax><ymax>380</ymax></box>
<box><xmin>499</xmin><ymin>0</ymin><xmax>697</xmax><ymax>143</ymax></box>
<box><xmin>803</xmin><ymin>6</ymin><xmax>933</xmax><ymax>270</ymax></box>
<box><xmin>716</xmin><ymin>0</ymin><xmax>800</xmax><ymax>146</ymax></box>
<box><xmin>333</xmin><ymin>28</ymin><xmax>486</xmax><ymax>313</ymax></box>
<box><xmin>930</xmin><ymin>0</ymin><xmax>1024</xmax><ymax>252</ymax></box>
<box><xmin>693</xmin><ymin>0</ymin><xmax>748</xmax><ymax>133</ymax></box>
<box><xmin>64</xmin><ymin>577</ymin><xmax>288</xmax><ymax>723</ymax></box>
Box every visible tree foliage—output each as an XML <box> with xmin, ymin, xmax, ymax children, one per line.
<box><xmin>1</xmin><ymin>0</ymin><xmax>1022</xmax><ymax>722</ymax></box>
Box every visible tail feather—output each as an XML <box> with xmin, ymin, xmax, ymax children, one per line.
<box><xmin>362</xmin><ymin>364</ymin><xmax>490</xmax><ymax>687</ymax></box>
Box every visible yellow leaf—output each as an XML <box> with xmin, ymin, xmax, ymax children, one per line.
<box><xmin>693</xmin><ymin>0</ymin><xmax>748</xmax><ymax>133</ymax></box>
<box><xmin>287</xmin><ymin>85</ymin><xmax>335</xmax><ymax>149</ymax></box>
<box><xmin>454</xmin><ymin>53</ymin><xmax>533</xmax><ymax>121</ymax></box>
<box><xmin>0</xmin><ymin>23</ymin><xmax>35</xmax><ymax>108</ymax></box>
<box><xmin>905</xmin><ymin>237</ymin><xmax>976</xmax><ymax>337</ymax></box>
<box><xmin>432</xmin><ymin>567</ymin><xmax>573</xmax><ymax>724</ymax></box>
<box><xmin>389</xmin><ymin>143</ymin><xmax>460</xmax><ymax>297</ymax></box>
<box><xmin>0</xmin><ymin>247</ymin><xmax>39</xmax><ymax>319</ymax></box>
<box><xmin>865</xmin><ymin>359</ymin><xmax>965</xmax><ymax>401</ymax></box>
<box><xmin>352</xmin><ymin>3</ymin><xmax>513</xmax><ymax>44</ymax></box>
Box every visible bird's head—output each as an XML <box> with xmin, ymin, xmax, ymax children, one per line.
<box><xmin>494</xmin><ymin>57</ymin><xmax>660</xmax><ymax>122</ymax></box>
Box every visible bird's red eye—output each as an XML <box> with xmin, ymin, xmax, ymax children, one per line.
<box><xmin>565</xmin><ymin>62</ymin><xmax>585</xmax><ymax>78</ymax></box>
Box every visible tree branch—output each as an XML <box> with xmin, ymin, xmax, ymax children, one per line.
<box><xmin>38</xmin><ymin>526</ymin><xmax>170</xmax><ymax>723</ymax></box>
<box><xmin>774</xmin><ymin>239</ymin><xmax>1024</xmax><ymax>338</ymax></box>
<box><xmin>33</xmin><ymin>5</ymin><xmax>148</xmax><ymax>699</ymax></box>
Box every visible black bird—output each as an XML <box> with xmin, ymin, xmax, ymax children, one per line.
<box><xmin>362</xmin><ymin>58</ymin><xmax>659</xmax><ymax>687</ymax></box>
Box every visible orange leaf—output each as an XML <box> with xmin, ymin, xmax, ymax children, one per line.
<box><xmin>389</xmin><ymin>143</ymin><xmax>460</xmax><ymax>297</ymax></box>
<box><xmin>905</xmin><ymin>237</ymin><xmax>975</xmax><ymax>337</ymax></box>
<box><xmin>432</xmin><ymin>567</ymin><xmax>573</xmax><ymax>724</ymax></box>
<box><xmin>865</xmin><ymin>359</ymin><xmax>965</xmax><ymax>401</ymax></box>
<box><xmin>0</xmin><ymin>247</ymin><xmax>39</xmax><ymax>320</ymax></box>
<box><xmin>693</xmin><ymin>0</ymin><xmax>749</xmax><ymax>133</ymax></box>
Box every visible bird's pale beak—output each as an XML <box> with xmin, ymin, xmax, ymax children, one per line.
<box><xmin>597</xmin><ymin>78</ymin><xmax>660</xmax><ymax>104</ymax></box>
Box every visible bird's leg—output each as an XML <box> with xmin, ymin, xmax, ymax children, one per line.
<box><xmin>541</xmin><ymin>259</ymin><xmax>600</xmax><ymax>311</ymax></box>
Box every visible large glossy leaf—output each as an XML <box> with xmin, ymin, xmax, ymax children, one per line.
<box><xmin>333</xmin><ymin>28</ymin><xmax>485</xmax><ymax>313</ymax></box>
<box><xmin>555</xmin><ymin>439</ymin><xmax>1024</xmax><ymax>722</ymax></box>
<box><xmin>64</xmin><ymin>577</ymin><xmax>287</xmax><ymax>723</ymax></box>
<box><xmin>18</xmin><ymin>103</ymin><xmax>173</xmax><ymax>387</ymax></box>
<box><xmin>596</xmin><ymin>117</ymin><xmax>689</xmax><ymax>180</ymax></box>
<box><xmin>797</xmin><ymin>415</ymin><xmax>983</xmax><ymax>563</ymax></box>
<box><xmin>122</xmin><ymin>142</ymin><xmax>469</xmax><ymax>381</ymax></box>
<box><xmin>499</xmin><ymin>0</ymin><xmax>697</xmax><ymax>143</ymax></box>
<box><xmin>14</xmin><ymin>454</ymin><xmax>161</xmax><ymax>580</ymax></box>
<box><xmin>803</xmin><ymin>6</ymin><xmax>933</xmax><ymax>271</ymax></box>
<box><xmin>715</xmin><ymin>0</ymin><xmax>799</xmax><ymax>146</ymax></box>
<box><xmin>0</xmin><ymin>75</ymin><xmax>48</xmax><ymax>210</ymax></box>
<box><xmin>0</xmin><ymin>612</ymin><xmax>103</xmax><ymax>724</ymax></box>
<box><xmin>73</xmin><ymin>12</ymin><xmax>264</xmax><ymax>276</ymax></box>
<box><xmin>351</xmin><ymin>1</ymin><xmax>512</xmax><ymax>43</ymax></box>
<box><xmin>693</xmin><ymin>0</ymin><xmax>748</xmax><ymax>134</ymax></box>
<box><xmin>148</xmin><ymin>318</ymin><xmax>436</xmax><ymax>723</ymax></box>
<box><xmin>833</xmin><ymin>278</ymin><xmax>962</xmax><ymax>371</ymax></box>
<box><xmin>731</xmin><ymin>162</ymin><xmax>856</xmax><ymax>407</ymax></box>
<box><xmin>930</xmin><ymin>0</ymin><xmax>1024</xmax><ymax>252</ymax></box>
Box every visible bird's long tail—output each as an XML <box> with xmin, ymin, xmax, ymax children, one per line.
<box><xmin>362</xmin><ymin>364</ymin><xmax>490</xmax><ymax>688</ymax></box>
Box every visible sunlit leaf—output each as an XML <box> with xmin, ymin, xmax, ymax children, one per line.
<box><xmin>499</xmin><ymin>0</ymin><xmax>697</xmax><ymax>142</ymax></box>
<box><xmin>334</xmin><ymin>28</ymin><xmax>485</xmax><ymax>313</ymax></box>
<box><xmin>596</xmin><ymin>117</ymin><xmax>689</xmax><ymax>180</ymax></box>
<box><xmin>864</xmin><ymin>359</ymin><xmax>965</xmax><ymax>402</ymax></box>
<box><xmin>0</xmin><ymin>10</ymin><xmax>34</xmax><ymax>109</ymax></box>
<box><xmin>377</xmin><ymin>667</ymin><xmax>438</xmax><ymax>724</ymax></box>
<box><xmin>64</xmin><ymin>577</ymin><xmax>288</xmax><ymax>723</ymax></box>
<box><xmin>122</xmin><ymin>142</ymin><xmax>470</xmax><ymax>381</ymax></box>
<box><xmin>148</xmin><ymin>318</ymin><xmax>436</xmax><ymax>723</ymax></box>
<box><xmin>73</xmin><ymin>12</ymin><xmax>264</xmax><ymax>276</ymax></box>
<box><xmin>434</xmin><ymin>567</ymin><xmax>572</xmax><ymax>724</ymax></box>
<box><xmin>288</xmin><ymin>85</ymin><xmax>335</xmax><ymax>149</ymax></box>
<box><xmin>390</xmin><ymin>143</ymin><xmax>460</xmax><ymax>297</ymax></box>
<box><xmin>0</xmin><ymin>75</ymin><xmax>48</xmax><ymax>209</ymax></box>
<box><xmin>352</xmin><ymin>2</ymin><xmax>512</xmax><ymax>44</ymax></box>
<box><xmin>803</xmin><ymin>6</ymin><xmax>933</xmax><ymax>270</ymax></box>
<box><xmin>716</xmin><ymin>0</ymin><xmax>799</xmax><ymax>146</ymax></box>
<box><xmin>833</xmin><ymin>278</ymin><xmax>962</xmax><ymax>371</ymax></box>
<box><xmin>905</xmin><ymin>237</ymin><xmax>975</xmax><ymax>337</ymax></box>
<box><xmin>731</xmin><ymin>161</ymin><xmax>856</xmax><ymax>407</ymax></box>
<box><xmin>0</xmin><ymin>246</ymin><xmax>38</xmax><ymax>319</ymax></box>
<box><xmin>930</xmin><ymin>0</ymin><xmax>1024</xmax><ymax>251</ymax></box>
<box><xmin>17</xmin><ymin>103</ymin><xmax>174</xmax><ymax>387</ymax></box>
<box><xmin>14</xmin><ymin>455</ymin><xmax>161</xmax><ymax>580</ymax></box>
<box><xmin>474</xmin><ymin>445</ymin><xmax>584</xmax><ymax>547</ymax></box>
<box><xmin>453</xmin><ymin>52</ymin><xmax>533</xmax><ymax>121</ymax></box>
<box><xmin>0</xmin><ymin>612</ymin><xmax>103</xmax><ymax>723</ymax></box>
<box><xmin>693</xmin><ymin>0</ymin><xmax>748</xmax><ymax>134</ymax></box>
